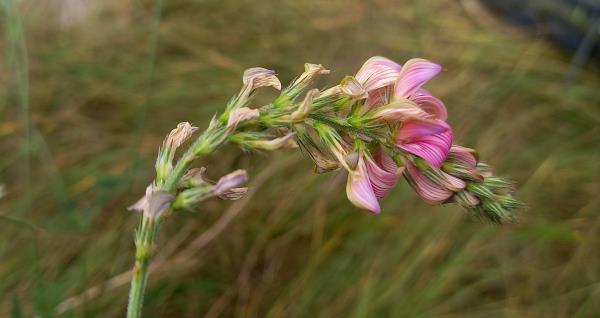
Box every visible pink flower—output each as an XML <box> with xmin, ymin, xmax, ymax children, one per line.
<box><xmin>355</xmin><ymin>56</ymin><xmax>402</xmax><ymax>92</ymax></box>
<box><xmin>346</xmin><ymin>153</ymin><xmax>381</xmax><ymax>214</ymax></box>
<box><xmin>354</xmin><ymin>57</ymin><xmax>402</xmax><ymax>109</ymax></box>
<box><xmin>404</xmin><ymin>162</ymin><xmax>453</xmax><ymax>204</ymax></box>
<box><xmin>370</xmin><ymin>99</ymin><xmax>431</xmax><ymax>122</ymax></box>
<box><xmin>411</xmin><ymin>89</ymin><xmax>447</xmax><ymax>121</ymax></box>
<box><xmin>365</xmin><ymin>150</ymin><xmax>402</xmax><ymax>198</ymax></box>
<box><xmin>447</xmin><ymin>145</ymin><xmax>478</xmax><ymax>168</ymax></box>
<box><xmin>393</xmin><ymin>58</ymin><xmax>442</xmax><ymax>99</ymax></box>
<box><xmin>395</xmin><ymin>119</ymin><xmax>453</xmax><ymax>168</ymax></box>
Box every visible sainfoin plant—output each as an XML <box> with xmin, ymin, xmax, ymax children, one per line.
<box><xmin>125</xmin><ymin>56</ymin><xmax>522</xmax><ymax>317</ymax></box>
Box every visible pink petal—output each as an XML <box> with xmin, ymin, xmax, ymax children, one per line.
<box><xmin>396</xmin><ymin>119</ymin><xmax>453</xmax><ymax>168</ymax></box>
<box><xmin>365</xmin><ymin>152</ymin><xmax>400</xmax><ymax>198</ymax></box>
<box><xmin>394</xmin><ymin>59</ymin><xmax>441</xmax><ymax>99</ymax></box>
<box><xmin>412</xmin><ymin>89</ymin><xmax>448</xmax><ymax>121</ymax></box>
<box><xmin>404</xmin><ymin>162</ymin><xmax>453</xmax><ymax>204</ymax></box>
<box><xmin>395</xmin><ymin>119</ymin><xmax>448</xmax><ymax>141</ymax></box>
<box><xmin>374</xmin><ymin>149</ymin><xmax>401</xmax><ymax>175</ymax></box>
<box><xmin>437</xmin><ymin>170</ymin><xmax>467</xmax><ymax>191</ymax></box>
<box><xmin>346</xmin><ymin>155</ymin><xmax>381</xmax><ymax>214</ymax></box>
<box><xmin>447</xmin><ymin>145</ymin><xmax>478</xmax><ymax>168</ymax></box>
<box><xmin>372</xmin><ymin>99</ymin><xmax>431</xmax><ymax>122</ymax></box>
<box><xmin>365</xmin><ymin>87</ymin><xmax>390</xmax><ymax>109</ymax></box>
<box><xmin>355</xmin><ymin>56</ymin><xmax>402</xmax><ymax>92</ymax></box>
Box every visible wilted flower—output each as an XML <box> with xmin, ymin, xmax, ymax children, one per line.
<box><xmin>180</xmin><ymin>167</ymin><xmax>209</xmax><ymax>188</ymax></box>
<box><xmin>293</xmin><ymin>63</ymin><xmax>330</xmax><ymax>88</ymax></box>
<box><xmin>173</xmin><ymin>169</ymin><xmax>249</xmax><ymax>210</ymax></box>
<box><xmin>128</xmin><ymin>185</ymin><xmax>175</xmax><ymax>220</ymax></box>
<box><xmin>243</xmin><ymin>132</ymin><xmax>298</xmax><ymax>151</ymax></box>
<box><xmin>156</xmin><ymin>122</ymin><xmax>198</xmax><ymax>183</ymax></box>
<box><xmin>340</xmin><ymin>76</ymin><xmax>367</xmax><ymax>98</ymax></box>
<box><xmin>243</xmin><ymin>67</ymin><xmax>282</xmax><ymax>91</ymax></box>
<box><xmin>227</xmin><ymin>107</ymin><xmax>260</xmax><ymax>130</ymax></box>
<box><xmin>212</xmin><ymin>170</ymin><xmax>248</xmax><ymax>197</ymax></box>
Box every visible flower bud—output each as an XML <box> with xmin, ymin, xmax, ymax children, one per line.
<box><xmin>454</xmin><ymin>190</ymin><xmax>480</xmax><ymax>208</ymax></box>
<box><xmin>404</xmin><ymin>162</ymin><xmax>453</xmax><ymax>204</ymax></box>
<box><xmin>171</xmin><ymin>186</ymin><xmax>212</xmax><ymax>210</ymax></box>
<box><xmin>180</xmin><ymin>167</ymin><xmax>209</xmax><ymax>188</ymax></box>
<box><xmin>466</xmin><ymin>183</ymin><xmax>496</xmax><ymax>200</ymax></box>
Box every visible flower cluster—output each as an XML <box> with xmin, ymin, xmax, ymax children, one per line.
<box><xmin>125</xmin><ymin>55</ymin><xmax>523</xmax><ymax>318</ymax></box>
<box><xmin>131</xmin><ymin>56</ymin><xmax>521</xmax><ymax>223</ymax></box>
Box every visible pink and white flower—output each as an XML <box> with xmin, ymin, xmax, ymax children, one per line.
<box><xmin>346</xmin><ymin>153</ymin><xmax>381</xmax><ymax>214</ymax></box>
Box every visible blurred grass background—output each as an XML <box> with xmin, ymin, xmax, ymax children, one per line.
<box><xmin>1</xmin><ymin>0</ymin><xmax>599</xmax><ymax>317</ymax></box>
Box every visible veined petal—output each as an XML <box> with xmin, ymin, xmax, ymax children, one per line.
<box><xmin>128</xmin><ymin>185</ymin><xmax>174</xmax><ymax>220</ymax></box>
<box><xmin>364</xmin><ymin>87</ymin><xmax>391</xmax><ymax>109</ymax></box>
<box><xmin>346</xmin><ymin>154</ymin><xmax>381</xmax><ymax>214</ymax></box>
<box><xmin>227</xmin><ymin>107</ymin><xmax>260</xmax><ymax>130</ymax></box>
<box><xmin>366</xmin><ymin>152</ymin><xmax>400</xmax><ymax>198</ymax></box>
<box><xmin>423</xmin><ymin>168</ymin><xmax>467</xmax><ymax>191</ymax></box>
<box><xmin>447</xmin><ymin>145</ymin><xmax>479</xmax><ymax>168</ymax></box>
<box><xmin>412</xmin><ymin>89</ymin><xmax>448</xmax><ymax>121</ymax></box>
<box><xmin>394</xmin><ymin>58</ymin><xmax>441</xmax><ymax>99</ymax></box>
<box><xmin>395</xmin><ymin>118</ymin><xmax>448</xmax><ymax>142</ymax></box>
<box><xmin>404</xmin><ymin>162</ymin><xmax>453</xmax><ymax>204</ymax></box>
<box><xmin>396</xmin><ymin>119</ymin><xmax>453</xmax><ymax>168</ymax></box>
<box><xmin>156</xmin><ymin>122</ymin><xmax>198</xmax><ymax>181</ymax></box>
<box><xmin>213</xmin><ymin>170</ymin><xmax>248</xmax><ymax>197</ymax></box>
<box><xmin>243</xmin><ymin>67</ymin><xmax>281</xmax><ymax>90</ymax></box>
<box><xmin>340</xmin><ymin>76</ymin><xmax>367</xmax><ymax>98</ymax></box>
<box><xmin>166</xmin><ymin>122</ymin><xmax>198</xmax><ymax>149</ymax></box>
<box><xmin>355</xmin><ymin>56</ymin><xmax>402</xmax><ymax>92</ymax></box>
<box><xmin>375</xmin><ymin>149</ymin><xmax>404</xmax><ymax>175</ymax></box>
<box><xmin>372</xmin><ymin>99</ymin><xmax>431</xmax><ymax>122</ymax></box>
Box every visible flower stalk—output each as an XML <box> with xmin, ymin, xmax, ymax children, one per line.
<box><xmin>124</xmin><ymin>56</ymin><xmax>523</xmax><ymax>316</ymax></box>
<box><xmin>126</xmin><ymin>216</ymin><xmax>159</xmax><ymax>318</ymax></box>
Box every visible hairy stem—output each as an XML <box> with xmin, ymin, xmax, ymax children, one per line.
<box><xmin>126</xmin><ymin>217</ymin><xmax>159</xmax><ymax>318</ymax></box>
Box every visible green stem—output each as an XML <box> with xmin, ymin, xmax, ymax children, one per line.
<box><xmin>126</xmin><ymin>216</ymin><xmax>159</xmax><ymax>318</ymax></box>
